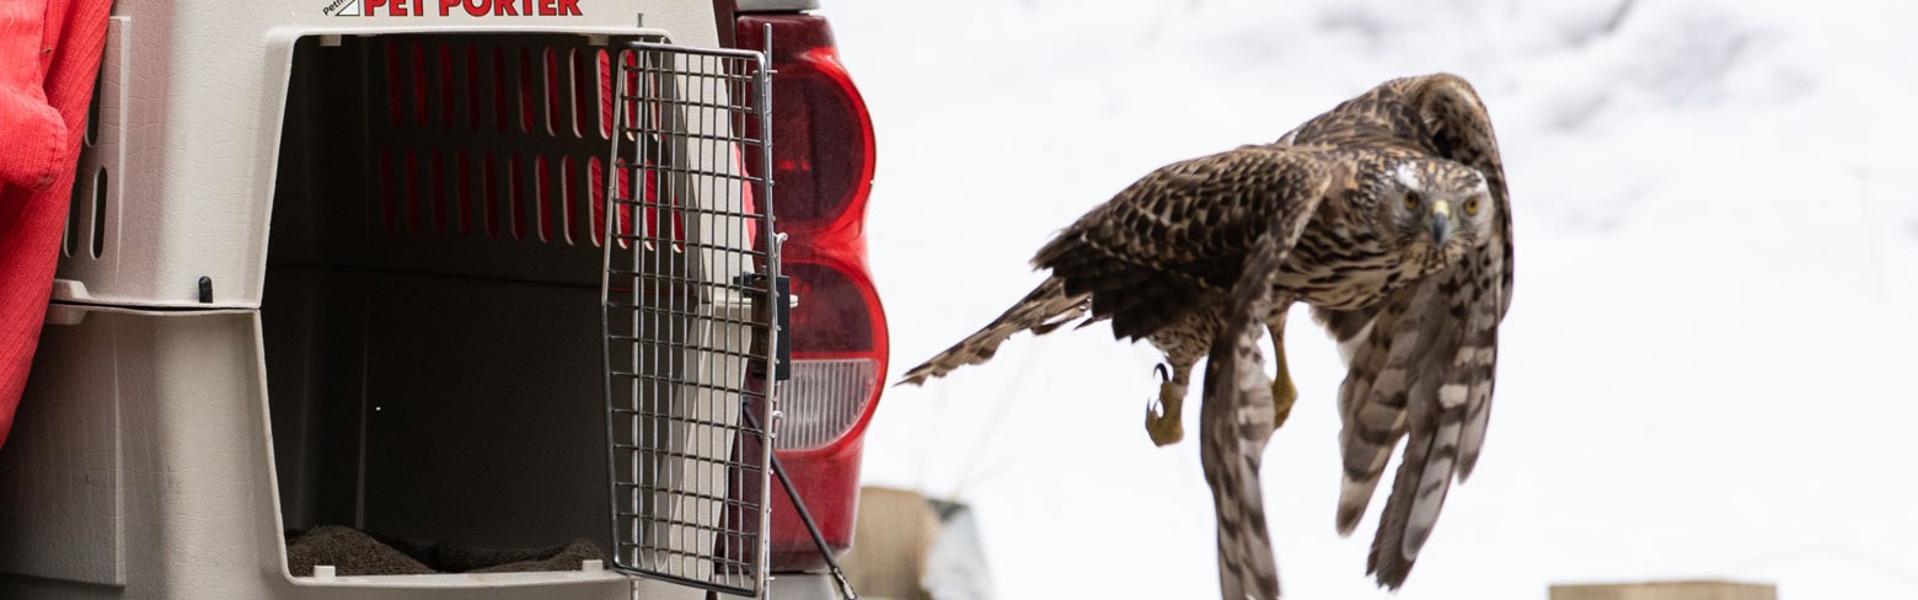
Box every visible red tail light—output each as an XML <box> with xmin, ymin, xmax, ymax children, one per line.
<box><xmin>737</xmin><ymin>13</ymin><xmax>887</xmax><ymax>572</ymax></box>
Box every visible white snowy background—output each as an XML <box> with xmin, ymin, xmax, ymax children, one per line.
<box><xmin>826</xmin><ymin>0</ymin><xmax>1918</xmax><ymax>598</ymax></box>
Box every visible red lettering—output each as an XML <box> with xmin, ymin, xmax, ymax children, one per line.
<box><xmin>353</xmin><ymin>0</ymin><xmax>580</xmax><ymax>18</ymax></box>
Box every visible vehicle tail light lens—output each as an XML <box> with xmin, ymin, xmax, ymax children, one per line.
<box><xmin>779</xmin><ymin>359</ymin><xmax>877</xmax><ymax>450</ymax></box>
<box><xmin>739</xmin><ymin>14</ymin><xmax>876</xmax><ymax>234</ymax></box>
<box><xmin>737</xmin><ymin>12</ymin><xmax>887</xmax><ymax>572</ymax></box>
<box><xmin>776</xmin><ymin>259</ymin><xmax>884</xmax><ymax>451</ymax></box>
<box><xmin>763</xmin><ymin>54</ymin><xmax>872</xmax><ymax>225</ymax></box>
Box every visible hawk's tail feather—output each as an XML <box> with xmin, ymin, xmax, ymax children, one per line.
<box><xmin>1362</xmin><ymin>284</ymin><xmax>1483</xmax><ymax>590</ymax></box>
<box><xmin>1317</xmin><ymin>303</ymin><xmax>1414</xmax><ymax>538</ymax></box>
<box><xmin>896</xmin><ymin>278</ymin><xmax>1089</xmax><ymax>387</ymax></box>
<box><xmin>1366</xmin><ymin>429</ymin><xmax>1427</xmax><ymax>590</ymax></box>
<box><xmin>1336</xmin><ymin>374</ymin><xmax>1411</xmax><ymax>537</ymax></box>
<box><xmin>1366</xmin><ymin>383</ymin><xmax>1464</xmax><ymax>591</ymax></box>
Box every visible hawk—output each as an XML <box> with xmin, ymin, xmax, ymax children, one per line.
<box><xmin>899</xmin><ymin>73</ymin><xmax>1512</xmax><ymax>597</ymax></box>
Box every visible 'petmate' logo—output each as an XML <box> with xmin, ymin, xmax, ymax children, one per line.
<box><xmin>323</xmin><ymin>0</ymin><xmax>582</xmax><ymax>17</ymax></box>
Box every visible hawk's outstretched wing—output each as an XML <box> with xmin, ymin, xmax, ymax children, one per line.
<box><xmin>1294</xmin><ymin>73</ymin><xmax>1513</xmax><ymax>588</ymax></box>
<box><xmin>1033</xmin><ymin>144</ymin><xmax>1338</xmax><ymax>340</ymax></box>
<box><xmin>900</xmin><ymin>145</ymin><xmax>1347</xmax><ymax>387</ymax></box>
<box><xmin>1197</xmin><ymin>153</ymin><xmax>1339</xmax><ymax>600</ymax></box>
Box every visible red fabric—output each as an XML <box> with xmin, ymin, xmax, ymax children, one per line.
<box><xmin>0</xmin><ymin>0</ymin><xmax>111</xmax><ymax>450</ymax></box>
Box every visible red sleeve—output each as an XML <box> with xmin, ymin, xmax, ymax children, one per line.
<box><xmin>0</xmin><ymin>0</ymin><xmax>112</xmax><ymax>450</ymax></box>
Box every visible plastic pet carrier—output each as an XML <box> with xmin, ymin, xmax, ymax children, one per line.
<box><xmin>0</xmin><ymin>2</ymin><xmax>788</xmax><ymax>599</ymax></box>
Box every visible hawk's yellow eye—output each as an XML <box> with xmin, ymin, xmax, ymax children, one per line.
<box><xmin>1464</xmin><ymin>197</ymin><xmax>1482</xmax><ymax>216</ymax></box>
<box><xmin>1403</xmin><ymin>193</ymin><xmax>1418</xmax><ymax>211</ymax></box>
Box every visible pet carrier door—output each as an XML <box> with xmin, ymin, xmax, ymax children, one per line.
<box><xmin>601</xmin><ymin>42</ymin><xmax>780</xmax><ymax>597</ymax></box>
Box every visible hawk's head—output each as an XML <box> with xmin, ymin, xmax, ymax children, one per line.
<box><xmin>1383</xmin><ymin>158</ymin><xmax>1493</xmax><ymax>264</ymax></box>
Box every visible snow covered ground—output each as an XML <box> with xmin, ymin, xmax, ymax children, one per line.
<box><xmin>825</xmin><ymin>1</ymin><xmax>1918</xmax><ymax>598</ymax></box>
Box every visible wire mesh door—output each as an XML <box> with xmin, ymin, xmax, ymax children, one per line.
<box><xmin>602</xmin><ymin>41</ymin><xmax>778</xmax><ymax>597</ymax></box>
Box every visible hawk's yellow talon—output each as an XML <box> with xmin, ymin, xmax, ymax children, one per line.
<box><xmin>1271</xmin><ymin>377</ymin><xmax>1297</xmax><ymax>430</ymax></box>
<box><xmin>1146</xmin><ymin>381</ymin><xmax>1185</xmax><ymax>447</ymax></box>
<box><xmin>1265</xmin><ymin>322</ymin><xmax>1296</xmax><ymax>429</ymax></box>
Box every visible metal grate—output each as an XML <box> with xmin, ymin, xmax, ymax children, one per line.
<box><xmin>601</xmin><ymin>42</ymin><xmax>779</xmax><ymax>597</ymax></box>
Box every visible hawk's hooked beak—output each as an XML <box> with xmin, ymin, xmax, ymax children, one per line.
<box><xmin>1430</xmin><ymin>200</ymin><xmax>1454</xmax><ymax>245</ymax></box>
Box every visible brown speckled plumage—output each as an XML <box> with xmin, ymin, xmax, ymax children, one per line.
<box><xmin>900</xmin><ymin>74</ymin><xmax>1513</xmax><ymax>598</ymax></box>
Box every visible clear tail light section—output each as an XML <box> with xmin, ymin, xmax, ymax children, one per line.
<box><xmin>778</xmin><ymin>358</ymin><xmax>877</xmax><ymax>450</ymax></box>
<box><xmin>737</xmin><ymin>12</ymin><xmax>887</xmax><ymax>572</ymax></box>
